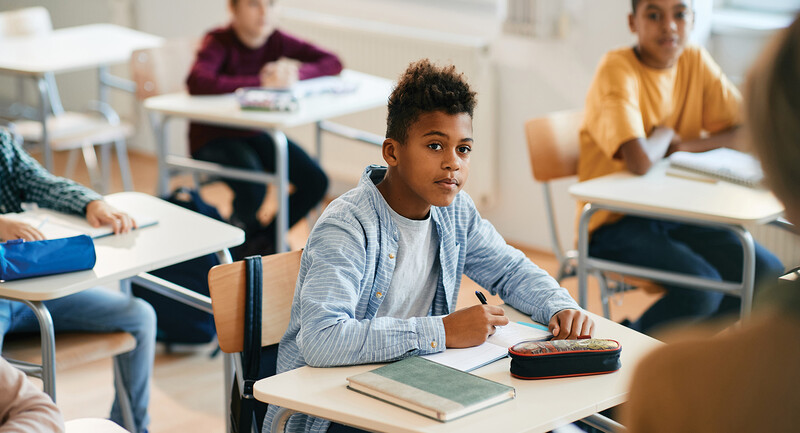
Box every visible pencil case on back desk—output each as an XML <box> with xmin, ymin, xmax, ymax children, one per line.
<box><xmin>508</xmin><ymin>339</ymin><xmax>621</xmax><ymax>379</ymax></box>
<box><xmin>0</xmin><ymin>235</ymin><xmax>96</xmax><ymax>281</ymax></box>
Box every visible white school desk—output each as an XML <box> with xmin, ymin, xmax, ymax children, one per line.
<box><xmin>569</xmin><ymin>161</ymin><xmax>784</xmax><ymax>318</ymax></box>
<box><xmin>0</xmin><ymin>192</ymin><xmax>244</xmax><ymax>402</ymax></box>
<box><xmin>143</xmin><ymin>69</ymin><xmax>392</xmax><ymax>253</ymax></box>
<box><xmin>0</xmin><ymin>23</ymin><xmax>163</xmax><ymax>171</ymax></box>
<box><xmin>254</xmin><ymin>307</ymin><xmax>662</xmax><ymax>433</ymax></box>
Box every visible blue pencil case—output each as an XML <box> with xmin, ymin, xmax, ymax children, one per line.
<box><xmin>0</xmin><ymin>235</ymin><xmax>96</xmax><ymax>281</ymax></box>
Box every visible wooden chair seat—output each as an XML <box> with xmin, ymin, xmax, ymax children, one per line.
<box><xmin>12</xmin><ymin>112</ymin><xmax>133</xmax><ymax>151</ymax></box>
<box><xmin>2</xmin><ymin>331</ymin><xmax>135</xmax><ymax>371</ymax></box>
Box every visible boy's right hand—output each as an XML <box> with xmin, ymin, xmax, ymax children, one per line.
<box><xmin>0</xmin><ymin>216</ymin><xmax>45</xmax><ymax>242</ymax></box>
<box><xmin>442</xmin><ymin>305</ymin><xmax>509</xmax><ymax>348</ymax></box>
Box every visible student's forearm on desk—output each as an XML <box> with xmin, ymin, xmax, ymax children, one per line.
<box><xmin>672</xmin><ymin>127</ymin><xmax>741</xmax><ymax>154</ymax></box>
<box><xmin>618</xmin><ymin>127</ymin><xmax>675</xmax><ymax>175</ymax></box>
<box><xmin>297</xmin><ymin>315</ymin><xmax>445</xmax><ymax>367</ymax></box>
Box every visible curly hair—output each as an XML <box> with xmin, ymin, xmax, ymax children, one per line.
<box><xmin>386</xmin><ymin>59</ymin><xmax>477</xmax><ymax>144</ymax></box>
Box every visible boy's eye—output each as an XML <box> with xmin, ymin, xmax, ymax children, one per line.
<box><xmin>675</xmin><ymin>11</ymin><xmax>687</xmax><ymax>20</ymax></box>
<box><xmin>458</xmin><ymin>145</ymin><xmax>472</xmax><ymax>154</ymax></box>
<box><xmin>428</xmin><ymin>143</ymin><xmax>442</xmax><ymax>150</ymax></box>
<box><xmin>647</xmin><ymin>12</ymin><xmax>661</xmax><ymax>21</ymax></box>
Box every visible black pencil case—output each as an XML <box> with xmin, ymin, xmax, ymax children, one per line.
<box><xmin>508</xmin><ymin>339</ymin><xmax>621</xmax><ymax>380</ymax></box>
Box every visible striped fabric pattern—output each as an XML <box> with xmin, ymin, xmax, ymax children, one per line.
<box><xmin>264</xmin><ymin>165</ymin><xmax>579</xmax><ymax>433</ymax></box>
<box><xmin>0</xmin><ymin>129</ymin><xmax>101</xmax><ymax>216</ymax></box>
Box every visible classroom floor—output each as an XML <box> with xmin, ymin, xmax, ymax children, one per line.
<box><xmin>30</xmin><ymin>148</ymin><xmax>660</xmax><ymax>432</ymax></box>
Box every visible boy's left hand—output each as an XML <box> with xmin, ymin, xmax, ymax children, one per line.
<box><xmin>548</xmin><ymin>309</ymin><xmax>595</xmax><ymax>340</ymax></box>
<box><xmin>85</xmin><ymin>200</ymin><xmax>137</xmax><ymax>235</ymax></box>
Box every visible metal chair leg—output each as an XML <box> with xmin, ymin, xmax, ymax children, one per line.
<box><xmin>594</xmin><ymin>271</ymin><xmax>612</xmax><ymax>319</ymax></box>
<box><xmin>114</xmin><ymin>138</ymin><xmax>134</xmax><ymax>191</ymax></box>
<box><xmin>113</xmin><ymin>357</ymin><xmax>137</xmax><ymax>433</ymax></box>
<box><xmin>80</xmin><ymin>141</ymin><xmax>105</xmax><ymax>193</ymax></box>
<box><xmin>64</xmin><ymin>149</ymin><xmax>80</xmax><ymax>180</ymax></box>
<box><xmin>101</xmin><ymin>142</ymin><xmax>112</xmax><ymax>190</ymax></box>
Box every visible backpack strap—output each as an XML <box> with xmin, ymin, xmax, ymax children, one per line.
<box><xmin>240</xmin><ymin>255</ymin><xmax>263</xmax><ymax>433</ymax></box>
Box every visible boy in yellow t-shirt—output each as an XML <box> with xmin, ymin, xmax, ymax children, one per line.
<box><xmin>578</xmin><ymin>0</ymin><xmax>783</xmax><ymax>335</ymax></box>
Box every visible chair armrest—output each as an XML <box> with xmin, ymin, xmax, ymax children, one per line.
<box><xmin>86</xmin><ymin>101</ymin><xmax>121</xmax><ymax>125</ymax></box>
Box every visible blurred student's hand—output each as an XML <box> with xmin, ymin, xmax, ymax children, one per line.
<box><xmin>85</xmin><ymin>200</ymin><xmax>136</xmax><ymax>235</ymax></box>
<box><xmin>549</xmin><ymin>309</ymin><xmax>595</xmax><ymax>340</ymax></box>
<box><xmin>0</xmin><ymin>216</ymin><xmax>45</xmax><ymax>241</ymax></box>
<box><xmin>260</xmin><ymin>59</ymin><xmax>299</xmax><ymax>89</ymax></box>
<box><xmin>442</xmin><ymin>304</ymin><xmax>510</xmax><ymax>348</ymax></box>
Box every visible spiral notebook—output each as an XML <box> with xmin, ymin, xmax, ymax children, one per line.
<box><xmin>667</xmin><ymin>148</ymin><xmax>764</xmax><ymax>188</ymax></box>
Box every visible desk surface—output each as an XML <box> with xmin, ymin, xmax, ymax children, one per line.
<box><xmin>0</xmin><ymin>24</ymin><xmax>163</xmax><ymax>75</ymax></box>
<box><xmin>569</xmin><ymin>162</ymin><xmax>784</xmax><ymax>225</ymax></box>
<box><xmin>0</xmin><ymin>192</ymin><xmax>244</xmax><ymax>301</ymax></box>
<box><xmin>254</xmin><ymin>308</ymin><xmax>661</xmax><ymax>433</ymax></box>
<box><xmin>143</xmin><ymin>69</ymin><xmax>393</xmax><ymax>129</ymax></box>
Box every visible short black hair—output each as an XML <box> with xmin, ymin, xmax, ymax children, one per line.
<box><xmin>385</xmin><ymin>59</ymin><xmax>477</xmax><ymax>144</ymax></box>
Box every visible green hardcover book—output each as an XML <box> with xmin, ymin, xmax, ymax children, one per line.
<box><xmin>346</xmin><ymin>356</ymin><xmax>516</xmax><ymax>422</ymax></box>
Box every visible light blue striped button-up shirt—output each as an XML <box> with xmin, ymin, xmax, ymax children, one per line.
<box><xmin>264</xmin><ymin>165</ymin><xmax>579</xmax><ymax>433</ymax></box>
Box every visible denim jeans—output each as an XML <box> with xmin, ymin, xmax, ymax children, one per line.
<box><xmin>589</xmin><ymin>216</ymin><xmax>784</xmax><ymax>335</ymax></box>
<box><xmin>0</xmin><ymin>287</ymin><xmax>156</xmax><ymax>433</ymax></box>
<box><xmin>193</xmin><ymin>133</ymin><xmax>329</xmax><ymax>237</ymax></box>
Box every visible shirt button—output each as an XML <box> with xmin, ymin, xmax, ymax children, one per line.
<box><xmin>389</xmin><ymin>253</ymin><xmax>395</xmax><ymax>259</ymax></box>
<box><xmin>376</xmin><ymin>292</ymin><xmax>383</xmax><ymax>298</ymax></box>
<box><xmin>430</xmin><ymin>341</ymin><xmax>438</xmax><ymax>349</ymax></box>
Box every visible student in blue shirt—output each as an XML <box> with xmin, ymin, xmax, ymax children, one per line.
<box><xmin>264</xmin><ymin>60</ymin><xmax>593</xmax><ymax>433</ymax></box>
<box><xmin>0</xmin><ymin>129</ymin><xmax>155</xmax><ymax>433</ymax></box>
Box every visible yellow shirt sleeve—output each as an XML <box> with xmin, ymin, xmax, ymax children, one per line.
<box><xmin>587</xmin><ymin>53</ymin><xmax>647</xmax><ymax>159</ymax></box>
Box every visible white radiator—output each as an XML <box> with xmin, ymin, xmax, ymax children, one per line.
<box><xmin>748</xmin><ymin>223</ymin><xmax>800</xmax><ymax>269</ymax></box>
<box><xmin>278</xmin><ymin>8</ymin><xmax>497</xmax><ymax>208</ymax></box>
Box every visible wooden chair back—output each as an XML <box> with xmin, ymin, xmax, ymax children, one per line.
<box><xmin>525</xmin><ymin>110</ymin><xmax>584</xmax><ymax>182</ymax></box>
<box><xmin>130</xmin><ymin>38</ymin><xmax>200</xmax><ymax>100</ymax></box>
<box><xmin>208</xmin><ymin>250</ymin><xmax>303</xmax><ymax>354</ymax></box>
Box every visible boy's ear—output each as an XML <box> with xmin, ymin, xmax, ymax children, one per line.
<box><xmin>382</xmin><ymin>138</ymin><xmax>401</xmax><ymax>167</ymax></box>
<box><xmin>628</xmin><ymin>13</ymin><xmax>636</xmax><ymax>33</ymax></box>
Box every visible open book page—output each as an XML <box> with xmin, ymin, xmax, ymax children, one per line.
<box><xmin>667</xmin><ymin>148</ymin><xmax>764</xmax><ymax>187</ymax></box>
<box><xmin>422</xmin><ymin>322</ymin><xmax>552</xmax><ymax>372</ymax></box>
<box><xmin>2</xmin><ymin>208</ymin><xmax>157</xmax><ymax>240</ymax></box>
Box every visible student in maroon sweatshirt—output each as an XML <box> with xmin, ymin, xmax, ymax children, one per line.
<box><xmin>186</xmin><ymin>0</ymin><xmax>342</xmax><ymax>256</ymax></box>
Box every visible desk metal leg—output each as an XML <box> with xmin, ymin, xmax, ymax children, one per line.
<box><xmin>577</xmin><ymin>204</ymin><xmax>597</xmax><ymax>310</ymax></box>
<box><xmin>580</xmin><ymin>413</ymin><xmax>624</xmax><ymax>433</ymax></box>
<box><xmin>729</xmin><ymin>226</ymin><xmax>756</xmax><ymax>318</ymax></box>
<box><xmin>265</xmin><ymin>128</ymin><xmax>289</xmax><ymax>253</ymax></box>
<box><xmin>150</xmin><ymin>113</ymin><xmax>171</xmax><ymax>197</ymax></box>
<box><xmin>315</xmin><ymin>121</ymin><xmax>323</xmax><ymax>162</ymax></box>
<box><xmin>36</xmin><ymin>76</ymin><xmax>53</xmax><ymax>173</ymax></box>
<box><xmin>20</xmin><ymin>300</ymin><xmax>57</xmax><ymax>401</ymax></box>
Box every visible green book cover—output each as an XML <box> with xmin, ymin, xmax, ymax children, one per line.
<box><xmin>346</xmin><ymin>356</ymin><xmax>515</xmax><ymax>421</ymax></box>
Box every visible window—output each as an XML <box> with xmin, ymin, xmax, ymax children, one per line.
<box><xmin>724</xmin><ymin>0</ymin><xmax>800</xmax><ymax>14</ymax></box>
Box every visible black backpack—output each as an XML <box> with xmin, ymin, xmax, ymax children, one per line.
<box><xmin>132</xmin><ymin>188</ymin><xmax>222</xmax><ymax>345</ymax></box>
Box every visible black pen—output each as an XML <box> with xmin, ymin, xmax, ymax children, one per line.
<box><xmin>475</xmin><ymin>290</ymin><xmax>488</xmax><ymax>305</ymax></box>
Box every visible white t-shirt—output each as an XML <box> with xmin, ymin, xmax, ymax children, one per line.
<box><xmin>375</xmin><ymin>205</ymin><xmax>440</xmax><ymax>319</ymax></box>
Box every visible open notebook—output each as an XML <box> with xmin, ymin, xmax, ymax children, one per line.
<box><xmin>3</xmin><ymin>208</ymin><xmax>157</xmax><ymax>240</ymax></box>
<box><xmin>422</xmin><ymin>322</ymin><xmax>552</xmax><ymax>372</ymax></box>
<box><xmin>667</xmin><ymin>148</ymin><xmax>764</xmax><ymax>187</ymax></box>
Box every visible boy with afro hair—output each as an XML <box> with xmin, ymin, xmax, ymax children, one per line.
<box><xmin>264</xmin><ymin>59</ymin><xmax>592</xmax><ymax>433</ymax></box>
